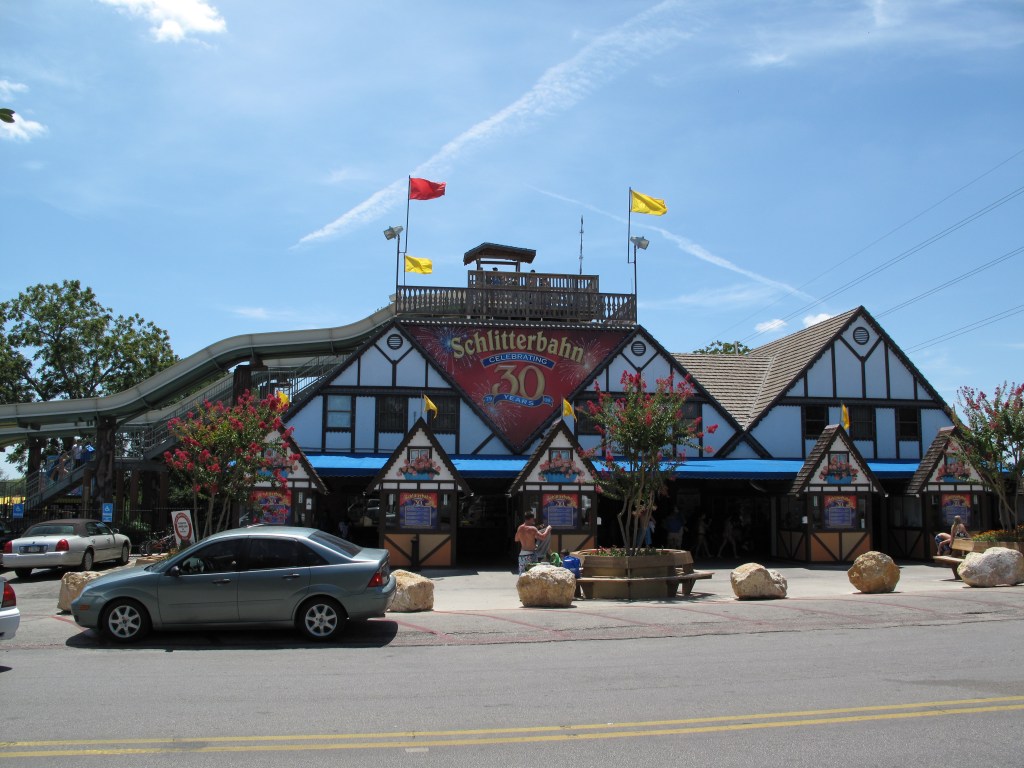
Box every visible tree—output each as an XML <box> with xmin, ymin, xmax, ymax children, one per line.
<box><xmin>1</xmin><ymin>280</ymin><xmax>177</xmax><ymax>404</ymax></box>
<box><xmin>164</xmin><ymin>391</ymin><xmax>298</xmax><ymax>538</ymax></box>
<box><xmin>692</xmin><ymin>340</ymin><xmax>751</xmax><ymax>355</ymax></box>
<box><xmin>585</xmin><ymin>371</ymin><xmax>714</xmax><ymax>553</ymax></box>
<box><xmin>0</xmin><ymin>108</ymin><xmax>14</xmax><ymax>124</ymax></box>
<box><xmin>955</xmin><ymin>382</ymin><xmax>1024</xmax><ymax>531</ymax></box>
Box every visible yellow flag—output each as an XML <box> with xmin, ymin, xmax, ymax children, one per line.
<box><xmin>630</xmin><ymin>189</ymin><xmax>667</xmax><ymax>216</ymax></box>
<box><xmin>562</xmin><ymin>399</ymin><xmax>575</xmax><ymax>418</ymax></box>
<box><xmin>841</xmin><ymin>404</ymin><xmax>850</xmax><ymax>431</ymax></box>
<box><xmin>405</xmin><ymin>255</ymin><xmax>433</xmax><ymax>274</ymax></box>
<box><xmin>423</xmin><ymin>394</ymin><xmax>438</xmax><ymax>419</ymax></box>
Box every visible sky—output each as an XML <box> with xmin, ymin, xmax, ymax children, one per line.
<box><xmin>2</xmin><ymin>0</ymin><xmax>1023</xmax><ymax>418</ymax></box>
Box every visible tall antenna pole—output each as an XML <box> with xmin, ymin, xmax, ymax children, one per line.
<box><xmin>578</xmin><ymin>216</ymin><xmax>584</xmax><ymax>275</ymax></box>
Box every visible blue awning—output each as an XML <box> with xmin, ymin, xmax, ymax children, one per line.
<box><xmin>305</xmin><ymin>454</ymin><xmax>919</xmax><ymax>481</ymax></box>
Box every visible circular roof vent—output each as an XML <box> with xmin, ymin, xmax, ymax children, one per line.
<box><xmin>630</xmin><ymin>340</ymin><xmax>648</xmax><ymax>356</ymax></box>
<box><xmin>852</xmin><ymin>327</ymin><xmax>870</xmax><ymax>346</ymax></box>
<box><xmin>386</xmin><ymin>333</ymin><xmax>404</xmax><ymax>350</ymax></box>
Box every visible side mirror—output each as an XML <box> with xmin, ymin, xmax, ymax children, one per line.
<box><xmin>168</xmin><ymin>565</ymin><xmax>181</xmax><ymax>578</ymax></box>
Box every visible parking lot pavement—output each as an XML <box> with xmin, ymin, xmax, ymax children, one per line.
<box><xmin>2</xmin><ymin>560</ymin><xmax>1022</xmax><ymax>650</ymax></box>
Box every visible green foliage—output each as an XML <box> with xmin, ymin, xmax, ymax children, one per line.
<box><xmin>164</xmin><ymin>390</ymin><xmax>297</xmax><ymax>537</ymax></box>
<box><xmin>1</xmin><ymin>280</ymin><xmax>177</xmax><ymax>403</ymax></box>
<box><xmin>954</xmin><ymin>382</ymin><xmax>1024</xmax><ymax>530</ymax></box>
<box><xmin>972</xmin><ymin>526</ymin><xmax>1024</xmax><ymax>543</ymax></box>
<box><xmin>0</xmin><ymin>108</ymin><xmax>14</xmax><ymax>124</ymax></box>
<box><xmin>692</xmin><ymin>340</ymin><xmax>751</xmax><ymax>355</ymax></box>
<box><xmin>584</xmin><ymin>371</ymin><xmax>714</xmax><ymax>554</ymax></box>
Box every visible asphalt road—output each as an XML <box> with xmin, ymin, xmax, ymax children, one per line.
<box><xmin>2</xmin><ymin>563</ymin><xmax>1023</xmax><ymax>767</ymax></box>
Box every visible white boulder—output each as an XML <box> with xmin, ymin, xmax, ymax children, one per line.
<box><xmin>57</xmin><ymin>571</ymin><xmax>103</xmax><ymax>612</ymax></box>
<box><xmin>388</xmin><ymin>569</ymin><xmax>435</xmax><ymax>612</ymax></box>
<box><xmin>848</xmin><ymin>551</ymin><xmax>900</xmax><ymax>594</ymax></box>
<box><xmin>730</xmin><ymin>562</ymin><xmax>787</xmax><ymax>600</ymax></box>
<box><xmin>958</xmin><ymin>547</ymin><xmax>1024</xmax><ymax>587</ymax></box>
<box><xmin>516</xmin><ymin>563</ymin><xmax>575</xmax><ymax>607</ymax></box>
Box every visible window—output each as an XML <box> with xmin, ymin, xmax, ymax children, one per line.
<box><xmin>803</xmin><ymin>405</ymin><xmax>828</xmax><ymax>439</ymax></box>
<box><xmin>179</xmin><ymin>540</ymin><xmax>243</xmax><ymax>575</ymax></box>
<box><xmin>377</xmin><ymin>396</ymin><xmax>408</xmax><ymax>432</ymax></box>
<box><xmin>674</xmin><ymin>402</ymin><xmax>701</xmax><ymax>446</ymax></box>
<box><xmin>896</xmin><ymin>407</ymin><xmax>919</xmax><ymax>441</ymax></box>
<box><xmin>245</xmin><ymin>538</ymin><xmax>326</xmax><ymax>570</ymax></box>
<box><xmin>432</xmin><ymin>396</ymin><xmax>458</xmax><ymax>433</ymax></box>
<box><xmin>574</xmin><ymin>398</ymin><xmax>600</xmax><ymax>435</ymax></box>
<box><xmin>326</xmin><ymin>395</ymin><xmax>353</xmax><ymax>430</ymax></box>
<box><xmin>849</xmin><ymin>405</ymin><xmax>874</xmax><ymax>441</ymax></box>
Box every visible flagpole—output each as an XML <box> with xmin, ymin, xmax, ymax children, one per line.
<box><xmin>627</xmin><ymin>187</ymin><xmax>634</xmax><ymax>294</ymax></box>
<box><xmin>404</xmin><ymin>176</ymin><xmax>412</xmax><ymax>286</ymax></box>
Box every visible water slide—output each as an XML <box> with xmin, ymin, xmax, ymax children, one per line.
<box><xmin>0</xmin><ymin>305</ymin><xmax>395</xmax><ymax>447</ymax></box>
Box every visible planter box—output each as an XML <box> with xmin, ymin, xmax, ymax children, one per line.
<box><xmin>952</xmin><ymin>539</ymin><xmax>1023</xmax><ymax>555</ymax></box>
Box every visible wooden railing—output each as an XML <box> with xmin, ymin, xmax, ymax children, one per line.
<box><xmin>396</xmin><ymin>271</ymin><xmax>636</xmax><ymax>325</ymax></box>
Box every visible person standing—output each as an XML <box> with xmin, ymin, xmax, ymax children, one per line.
<box><xmin>717</xmin><ymin>514</ymin><xmax>740</xmax><ymax>558</ymax></box>
<box><xmin>514</xmin><ymin>512</ymin><xmax>551</xmax><ymax>574</ymax></box>
<box><xmin>665</xmin><ymin>508</ymin><xmax>684</xmax><ymax>549</ymax></box>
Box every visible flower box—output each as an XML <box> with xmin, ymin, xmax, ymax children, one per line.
<box><xmin>402</xmin><ymin>472</ymin><xmax>436</xmax><ymax>481</ymax></box>
<box><xmin>826</xmin><ymin>474</ymin><xmax>852</xmax><ymax>484</ymax></box>
<box><xmin>542</xmin><ymin>471</ymin><xmax>578</xmax><ymax>483</ymax></box>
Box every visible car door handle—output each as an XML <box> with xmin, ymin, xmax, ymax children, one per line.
<box><xmin>212</xmin><ymin>578</ymin><xmax>232</xmax><ymax>584</ymax></box>
<box><xmin>282</xmin><ymin>573</ymin><xmax>302</xmax><ymax>580</ymax></box>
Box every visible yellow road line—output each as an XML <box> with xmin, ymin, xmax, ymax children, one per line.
<box><xmin>2</xmin><ymin>697</ymin><xmax>1022</xmax><ymax>758</ymax></box>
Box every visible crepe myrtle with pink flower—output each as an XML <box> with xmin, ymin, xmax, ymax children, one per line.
<box><xmin>164</xmin><ymin>390</ymin><xmax>298</xmax><ymax>537</ymax></box>
<box><xmin>584</xmin><ymin>371</ymin><xmax>715</xmax><ymax>554</ymax></box>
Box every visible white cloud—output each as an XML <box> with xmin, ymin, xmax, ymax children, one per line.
<box><xmin>0</xmin><ymin>114</ymin><xmax>48</xmax><ymax>142</ymax></box>
<box><xmin>0</xmin><ymin>80</ymin><xmax>29</xmax><ymax>100</ymax></box>
<box><xmin>298</xmin><ymin>0</ymin><xmax>691</xmax><ymax>245</ymax></box>
<box><xmin>802</xmin><ymin>312</ymin><xmax>833</xmax><ymax>327</ymax></box>
<box><xmin>97</xmin><ymin>0</ymin><xmax>226</xmax><ymax>42</ymax></box>
<box><xmin>755</xmin><ymin>318</ymin><xmax>786</xmax><ymax>334</ymax></box>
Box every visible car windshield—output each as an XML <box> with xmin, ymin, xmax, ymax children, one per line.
<box><xmin>24</xmin><ymin>524</ymin><xmax>76</xmax><ymax>536</ymax></box>
<box><xmin>310</xmin><ymin>530</ymin><xmax>362</xmax><ymax>557</ymax></box>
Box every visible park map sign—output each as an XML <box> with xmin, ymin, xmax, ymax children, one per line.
<box><xmin>405</xmin><ymin>324</ymin><xmax>629</xmax><ymax>452</ymax></box>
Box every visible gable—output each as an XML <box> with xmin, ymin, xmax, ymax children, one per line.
<box><xmin>403</xmin><ymin>322</ymin><xmax>631</xmax><ymax>452</ymax></box>
<box><xmin>509</xmin><ymin>421</ymin><xmax>599</xmax><ymax>492</ymax></box>
<box><xmin>790</xmin><ymin>424</ymin><xmax>883</xmax><ymax>495</ymax></box>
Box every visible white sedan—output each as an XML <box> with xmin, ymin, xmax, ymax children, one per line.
<box><xmin>0</xmin><ymin>576</ymin><xmax>18</xmax><ymax>641</ymax></box>
<box><xmin>1</xmin><ymin>518</ymin><xmax>131</xmax><ymax>579</ymax></box>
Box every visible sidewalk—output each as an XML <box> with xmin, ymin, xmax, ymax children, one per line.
<box><xmin>419</xmin><ymin>560</ymin><xmax>974</xmax><ymax>612</ymax></box>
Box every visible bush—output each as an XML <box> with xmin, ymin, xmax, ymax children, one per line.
<box><xmin>972</xmin><ymin>526</ymin><xmax>1024</xmax><ymax>543</ymax></box>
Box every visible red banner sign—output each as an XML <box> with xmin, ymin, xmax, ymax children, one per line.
<box><xmin>406</xmin><ymin>325</ymin><xmax>628</xmax><ymax>450</ymax></box>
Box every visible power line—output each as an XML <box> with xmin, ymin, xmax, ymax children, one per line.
<box><xmin>904</xmin><ymin>305</ymin><xmax>1024</xmax><ymax>353</ymax></box>
<box><xmin>876</xmin><ymin>245</ymin><xmax>1024</xmax><ymax>318</ymax></box>
<box><xmin>711</xmin><ymin>147</ymin><xmax>1024</xmax><ymax>341</ymax></box>
<box><xmin>738</xmin><ymin>183</ymin><xmax>1024</xmax><ymax>345</ymax></box>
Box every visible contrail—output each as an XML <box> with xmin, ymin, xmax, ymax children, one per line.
<box><xmin>296</xmin><ymin>0</ymin><xmax>690</xmax><ymax>246</ymax></box>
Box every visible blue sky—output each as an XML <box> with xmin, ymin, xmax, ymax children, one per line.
<box><xmin>2</xmin><ymin>0</ymin><xmax>1023</xmax><ymax>413</ymax></box>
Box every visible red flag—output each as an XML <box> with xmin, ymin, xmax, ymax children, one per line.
<box><xmin>409</xmin><ymin>177</ymin><xmax>446</xmax><ymax>200</ymax></box>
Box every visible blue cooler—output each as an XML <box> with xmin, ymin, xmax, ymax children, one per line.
<box><xmin>562</xmin><ymin>554</ymin><xmax>581</xmax><ymax>578</ymax></box>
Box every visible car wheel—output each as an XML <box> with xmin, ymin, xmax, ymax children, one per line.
<box><xmin>119</xmin><ymin>543</ymin><xmax>130</xmax><ymax>565</ymax></box>
<box><xmin>14</xmin><ymin>568</ymin><xmax>32</xmax><ymax>579</ymax></box>
<box><xmin>297</xmin><ymin>596</ymin><xmax>346</xmax><ymax>642</ymax></box>
<box><xmin>81</xmin><ymin>549</ymin><xmax>94</xmax><ymax>571</ymax></box>
<box><xmin>100</xmin><ymin>599</ymin><xmax>151</xmax><ymax>643</ymax></box>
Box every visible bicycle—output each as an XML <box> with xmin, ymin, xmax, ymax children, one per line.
<box><xmin>139</xmin><ymin>530</ymin><xmax>175</xmax><ymax>556</ymax></box>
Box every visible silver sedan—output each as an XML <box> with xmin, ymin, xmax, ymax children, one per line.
<box><xmin>1</xmin><ymin>519</ymin><xmax>131</xmax><ymax>578</ymax></box>
<box><xmin>72</xmin><ymin>526</ymin><xmax>396</xmax><ymax>643</ymax></box>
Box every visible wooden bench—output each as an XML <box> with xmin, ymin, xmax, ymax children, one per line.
<box><xmin>932</xmin><ymin>539</ymin><xmax>973</xmax><ymax>579</ymax></box>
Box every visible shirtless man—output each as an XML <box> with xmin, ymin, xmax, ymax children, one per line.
<box><xmin>515</xmin><ymin>512</ymin><xmax>551</xmax><ymax>574</ymax></box>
